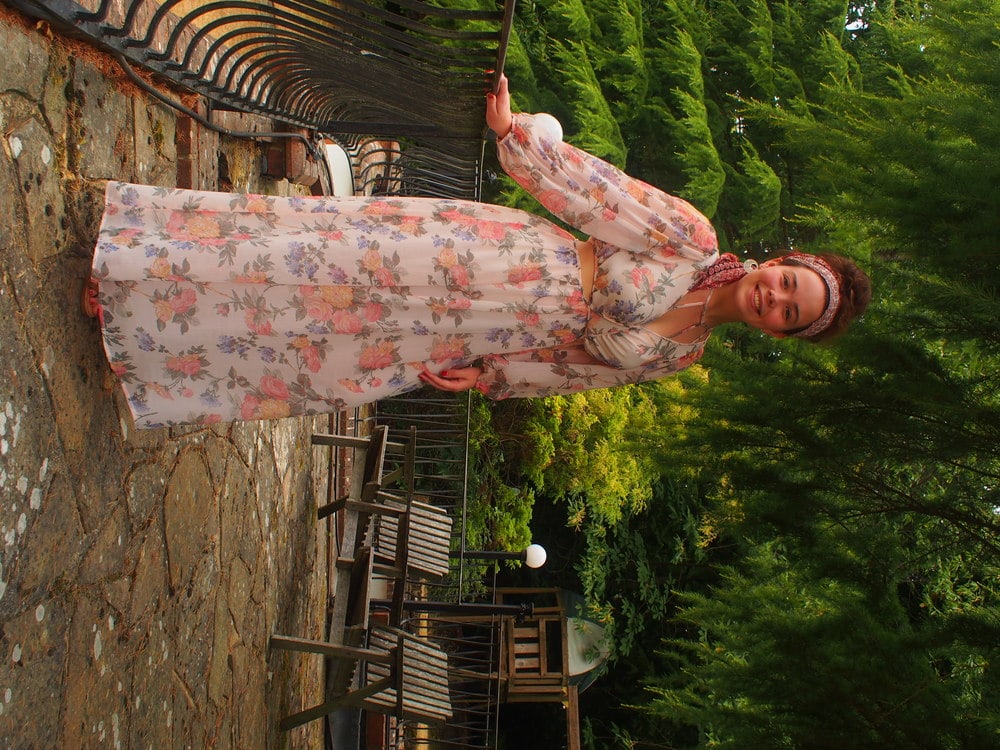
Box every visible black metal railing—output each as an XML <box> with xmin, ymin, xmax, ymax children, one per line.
<box><xmin>369</xmin><ymin>392</ymin><xmax>474</xmax><ymax>593</ymax></box>
<box><xmin>363</xmin><ymin>393</ymin><xmax>509</xmax><ymax>749</ymax></box>
<box><xmin>5</xmin><ymin>0</ymin><xmax>514</xmax><ymax>199</ymax></box>
<box><xmin>394</xmin><ymin>615</ymin><xmax>504</xmax><ymax>750</ymax></box>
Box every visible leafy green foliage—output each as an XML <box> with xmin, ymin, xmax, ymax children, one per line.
<box><xmin>578</xmin><ymin>478</ymin><xmax>713</xmax><ymax>658</ymax></box>
<box><xmin>471</xmin><ymin>0</ymin><xmax>1000</xmax><ymax>746</ymax></box>
<box><xmin>465</xmin><ymin>392</ymin><xmax>536</xmax><ymax>553</ymax></box>
<box><xmin>646</xmin><ymin>543</ymin><xmax>999</xmax><ymax>749</ymax></box>
<box><xmin>491</xmin><ymin>381</ymin><xmax>687</xmax><ymax>526</ymax></box>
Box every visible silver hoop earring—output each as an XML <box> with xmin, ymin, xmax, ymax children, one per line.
<box><xmin>743</xmin><ymin>259</ymin><xmax>759</xmax><ymax>272</ymax></box>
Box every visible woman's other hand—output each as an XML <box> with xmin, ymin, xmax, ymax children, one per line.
<box><xmin>486</xmin><ymin>74</ymin><xmax>512</xmax><ymax>140</ymax></box>
<box><xmin>418</xmin><ymin>365</ymin><xmax>482</xmax><ymax>393</ymax></box>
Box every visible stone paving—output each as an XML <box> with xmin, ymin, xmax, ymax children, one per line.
<box><xmin>0</xmin><ymin>10</ymin><xmax>337</xmax><ymax>749</ymax></box>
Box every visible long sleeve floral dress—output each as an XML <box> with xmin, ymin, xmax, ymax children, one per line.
<box><xmin>92</xmin><ymin>113</ymin><xmax>719</xmax><ymax>428</ymax></box>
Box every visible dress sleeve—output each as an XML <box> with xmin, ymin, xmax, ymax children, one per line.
<box><xmin>497</xmin><ymin>113</ymin><xmax>718</xmax><ymax>262</ymax></box>
<box><xmin>475</xmin><ymin>344</ymin><xmax>704</xmax><ymax>400</ymax></box>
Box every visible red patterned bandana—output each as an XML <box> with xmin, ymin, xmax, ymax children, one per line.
<box><xmin>781</xmin><ymin>254</ymin><xmax>840</xmax><ymax>339</ymax></box>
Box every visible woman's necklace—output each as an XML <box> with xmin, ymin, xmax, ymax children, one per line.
<box><xmin>647</xmin><ymin>287</ymin><xmax>714</xmax><ymax>342</ymax></box>
<box><xmin>696</xmin><ymin>287</ymin><xmax>715</xmax><ymax>333</ymax></box>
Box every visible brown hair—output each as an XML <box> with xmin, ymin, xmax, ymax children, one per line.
<box><xmin>780</xmin><ymin>253</ymin><xmax>872</xmax><ymax>342</ymax></box>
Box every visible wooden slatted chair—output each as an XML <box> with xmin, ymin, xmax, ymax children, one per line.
<box><xmin>311</xmin><ymin>428</ymin><xmax>388</xmax><ymax>626</ymax></box>
<box><xmin>371</xmin><ymin>495</ymin><xmax>453</xmax><ymax>581</ymax></box>
<box><xmin>315</xmin><ymin>425</ymin><xmax>452</xmax><ymax>587</ymax></box>
<box><xmin>309</xmin><ymin>426</ymin><xmax>390</xmax><ymax>694</ymax></box>
<box><xmin>269</xmin><ymin>624</ymin><xmax>452</xmax><ymax>731</ymax></box>
<box><xmin>312</xmin><ymin>424</ymin><xmax>391</xmax><ymax>524</ymax></box>
<box><xmin>360</xmin><ymin>426</ymin><xmax>454</xmax><ymax>622</ymax></box>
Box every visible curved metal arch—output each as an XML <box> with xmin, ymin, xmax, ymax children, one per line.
<box><xmin>275</xmin><ymin>0</ymin><xmax>505</xmax><ymax>39</ymax></box>
<box><xmin>142</xmin><ymin>4</ymin><xmax>341</xmax><ymax>60</ymax></box>
<box><xmin>223</xmin><ymin>40</ymin><xmax>487</xmax><ymax>127</ymax></box>
<box><xmin>121</xmin><ymin>0</ymin><xmax>500</xmax><ymax>54</ymax></box>
<box><xmin>8</xmin><ymin>0</ymin><xmax>514</xmax><ymax>200</ymax></box>
<box><xmin>208</xmin><ymin>9</ymin><xmax>499</xmax><ymax>72</ymax></box>
<box><xmin>114</xmin><ymin>0</ymin><xmax>190</xmax><ymax>44</ymax></box>
<box><xmin>206</xmin><ymin>20</ymin><xmax>493</xmax><ymax>104</ymax></box>
<box><xmin>166</xmin><ymin>20</ymin><xmax>353</xmax><ymax>82</ymax></box>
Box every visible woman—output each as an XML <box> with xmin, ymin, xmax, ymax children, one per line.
<box><xmin>87</xmin><ymin>76</ymin><xmax>870</xmax><ymax>428</ymax></box>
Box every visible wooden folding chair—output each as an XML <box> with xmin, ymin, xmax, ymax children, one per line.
<box><xmin>270</xmin><ymin>624</ymin><xmax>452</xmax><ymax>731</ymax></box>
<box><xmin>357</xmin><ymin>427</ymin><xmax>454</xmax><ymax>622</ymax></box>
<box><xmin>311</xmin><ymin>424</ymin><xmax>452</xmax><ymax>631</ymax></box>
<box><xmin>312</xmin><ymin>424</ymin><xmax>391</xmax><ymax>523</ymax></box>
<box><xmin>371</xmin><ymin>495</ymin><xmax>453</xmax><ymax>581</ymax></box>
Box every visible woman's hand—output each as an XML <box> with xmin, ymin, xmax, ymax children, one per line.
<box><xmin>486</xmin><ymin>74</ymin><xmax>513</xmax><ymax>140</ymax></box>
<box><xmin>418</xmin><ymin>365</ymin><xmax>482</xmax><ymax>393</ymax></box>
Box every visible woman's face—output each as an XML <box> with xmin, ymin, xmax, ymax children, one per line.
<box><xmin>735</xmin><ymin>259</ymin><xmax>828</xmax><ymax>337</ymax></box>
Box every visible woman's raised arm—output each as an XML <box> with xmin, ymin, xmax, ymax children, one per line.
<box><xmin>493</xmin><ymin>85</ymin><xmax>718</xmax><ymax>263</ymax></box>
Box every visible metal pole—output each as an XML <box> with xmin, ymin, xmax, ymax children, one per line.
<box><xmin>370</xmin><ymin>598</ymin><xmax>534</xmax><ymax>622</ymax></box>
<box><xmin>449</xmin><ymin>549</ymin><xmax>523</xmax><ymax>562</ymax></box>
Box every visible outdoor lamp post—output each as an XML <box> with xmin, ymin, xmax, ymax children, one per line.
<box><xmin>450</xmin><ymin>543</ymin><xmax>547</xmax><ymax>568</ymax></box>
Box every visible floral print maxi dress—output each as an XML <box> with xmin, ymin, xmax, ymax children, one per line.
<box><xmin>92</xmin><ymin>113</ymin><xmax>719</xmax><ymax>428</ymax></box>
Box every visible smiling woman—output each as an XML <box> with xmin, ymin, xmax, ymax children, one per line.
<box><xmin>704</xmin><ymin>253</ymin><xmax>868</xmax><ymax>341</ymax></box>
<box><xmin>84</xmin><ymin>76</ymin><xmax>871</xmax><ymax>428</ymax></box>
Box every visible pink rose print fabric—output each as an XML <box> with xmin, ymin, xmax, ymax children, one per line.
<box><xmin>93</xmin><ymin>113</ymin><xmax>719</xmax><ymax>428</ymax></box>
<box><xmin>477</xmin><ymin>113</ymin><xmax>719</xmax><ymax>398</ymax></box>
